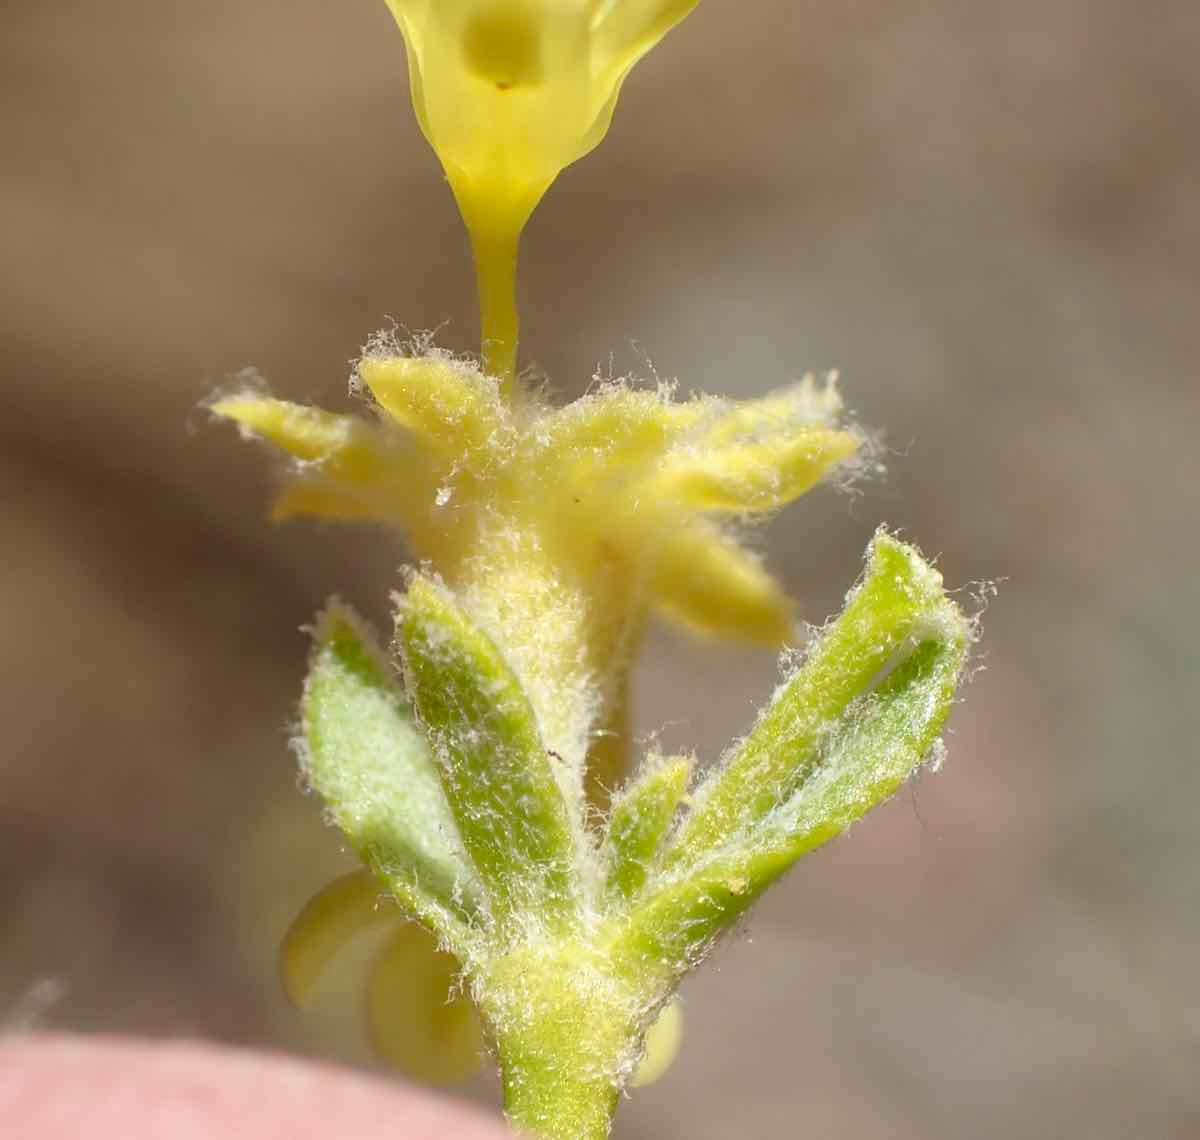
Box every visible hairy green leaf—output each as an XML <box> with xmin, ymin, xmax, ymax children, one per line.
<box><xmin>302</xmin><ymin>602</ymin><xmax>480</xmax><ymax>941</ymax></box>
<box><xmin>666</xmin><ymin>530</ymin><xmax>953</xmax><ymax>868</ymax></box>
<box><xmin>617</xmin><ymin>536</ymin><xmax>969</xmax><ymax>978</ymax></box>
<box><xmin>603</xmin><ymin>756</ymin><xmax>691</xmax><ymax>904</ymax></box>
<box><xmin>397</xmin><ymin>575</ymin><xmax>579</xmax><ymax>935</ymax></box>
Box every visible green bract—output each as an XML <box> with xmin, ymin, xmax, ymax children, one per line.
<box><xmin>286</xmin><ymin>530</ymin><xmax>970</xmax><ymax>1139</ymax></box>
<box><xmin>397</xmin><ymin>574</ymin><xmax>580</xmax><ymax>936</ymax></box>
<box><xmin>300</xmin><ymin>606</ymin><xmax>480</xmax><ymax>940</ymax></box>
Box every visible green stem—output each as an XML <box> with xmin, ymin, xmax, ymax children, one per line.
<box><xmin>501</xmin><ymin>1055</ymin><xmax>620</xmax><ymax>1140</ymax></box>
<box><xmin>481</xmin><ymin>944</ymin><xmax>650</xmax><ymax>1140</ymax></box>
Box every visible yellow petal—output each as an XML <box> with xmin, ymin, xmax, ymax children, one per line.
<box><xmin>538</xmin><ymin>385</ymin><xmax>684</xmax><ymax>480</ymax></box>
<box><xmin>386</xmin><ymin>0</ymin><xmax>700</xmax><ymax>187</ymax></box>
<box><xmin>566</xmin><ymin>1</ymin><xmax>704</xmax><ymax>166</ymax></box>
<box><xmin>656</xmin><ymin>429</ymin><xmax>859</xmax><ymax>513</ymax></box>
<box><xmin>383</xmin><ymin>1</ymin><xmax>702</xmax><ymax>385</ymax></box>
<box><xmin>216</xmin><ymin>392</ymin><xmax>446</xmax><ymax>532</ymax></box>
<box><xmin>212</xmin><ymin>395</ymin><xmax>386</xmax><ymax>483</ymax></box>
<box><xmin>699</xmin><ymin>374</ymin><xmax>845</xmax><ymax>446</ymax></box>
<box><xmin>386</xmin><ymin>0</ymin><xmax>615</xmax><ymax>191</ymax></box>
<box><xmin>358</xmin><ymin>355</ymin><xmax>503</xmax><ymax>454</ymax></box>
<box><xmin>651</xmin><ymin>523</ymin><xmax>793</xmax><ymax>645</ymax></box>
<box><xmin>365</xmin><ymin>922</ymin><xmax>484</xmax><ymax>1085</ymax></box>
<box><xmin>631</xmin><ymin>998</ymin><xmax>684</xmax><ymax>1088</ymax></box>
<box><xmin>593</xmin><ymin>1</ymin><xmax>703</xmax><ymax>84</ymax></box>
<box><xmin>271</xmin><ymin>480</ymin><xmax>378</xmax><ymax>523</ymax></box>
<box><xmin>279</xmin><ymin>870</ymin><xmax>399</xmax><ymax>1008</ymax></box>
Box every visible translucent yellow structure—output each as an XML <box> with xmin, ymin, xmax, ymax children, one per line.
<box><xmin>384</xmin><ymin>1</ymin><xmax>701</xmax><ymax>384</ymax></box>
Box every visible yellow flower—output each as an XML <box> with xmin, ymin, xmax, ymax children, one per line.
<box><xmin>214</xmin><ymin>351</ymin><xmax>859</xmax><ymax>792</ymax></box>
<box><xmin>383</xmin><ymin>1</ymin><xmax>702</xmax><ymax>382</ymax></box>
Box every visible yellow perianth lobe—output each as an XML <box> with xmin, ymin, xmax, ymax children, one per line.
<box><xmin>382</xmin><ymin>0</ymin><xmax>702</xmax><ymax>388</ymax></box>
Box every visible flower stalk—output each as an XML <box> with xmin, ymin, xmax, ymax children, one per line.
<box><xmin>463</xmin><ymin>201</ymin><xmax>524</xmax><ymax>389</ymax></box>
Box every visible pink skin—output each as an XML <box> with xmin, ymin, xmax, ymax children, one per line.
<box><xmin>0</xmin><ymin>1036</ymin><xmax>510</xmax><ymax>1140</ymax></box>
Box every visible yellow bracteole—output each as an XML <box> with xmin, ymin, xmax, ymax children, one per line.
<box><xmin>214</xmin><ymin>358</ymin><xmax>858</xmax><ymax>784</ymax></box>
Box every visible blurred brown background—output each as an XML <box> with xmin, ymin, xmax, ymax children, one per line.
<box><xmin>3</xmin><ymin>1</ymin><xmax>1198</xmax><ymax>1136</ymax></box>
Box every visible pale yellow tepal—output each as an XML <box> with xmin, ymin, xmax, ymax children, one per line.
<box><xmin>384</xmin><ymin>1</ymin><xmax>701</xmax><ymax>383</ymax></box>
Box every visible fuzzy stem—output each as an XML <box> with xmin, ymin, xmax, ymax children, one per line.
<box><xmin>501</xmin><ymin>1054</ymin><xmax>620</xmax><ymax>1140</ymax></box>
<box><xmin>480</xmin><ymin>944</ymin><xmax>651</xmax><ymax>1140</ymax></box>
